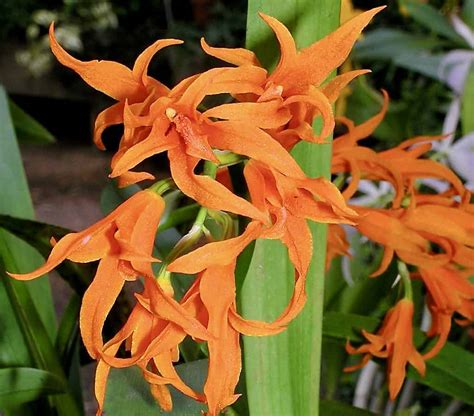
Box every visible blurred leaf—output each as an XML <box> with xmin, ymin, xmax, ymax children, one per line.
<box><xmin>345</xmin><ymin>78</ymin><xmax>407</xmax><ymax>142</ymax></box>
<box><xmin>55</xmin><ymin>294</ymin><xmax>80</xmax><ymax>372</ymax></box>
<box><xmin>8</xmin><ymin>99</ymin><xmax>55</xmax><ymax>145</ymax></box>
<box><xmin>463</xmin><ymin>0</ymin><xmax>474</xmax><ymax>29</ymax></box>
<box><xmin>401</xmin><ymin>0</ymin><xmax>468</xmax><ymax>46</ymax></box>
<box><xmin>319</xmin><ymin>399</ymin><xmax>376</xmax><ymax>415</ymax></box>
<box><xmin>392</xmin><ymin>52</ymin><xmax>443</xmax><ymax>80</ymax></box>
<box><xmin>241</xmin><ymin>2</ymin><xmax>339</xmax><ymax>416</ymax></box>
<box><xmin>104</xmin><ymin>360</ymin><xmax>208</xmax><ymax>415</ymax></box>
<box><xmin>0</xmin><ymin>367</ymin><xmax>66</xmax><ymax>409</ymax></box>
<box><xmin>354</xmin><ymin>29</ymin><xmax>445</xmax><ymax>61</ymax></box>
<box><xmin>0</xmin><ymin>265</ymin><xmax>83</xmax><ymax>415</ymax></box>
<box><xmin>409</xmin><ymin>340</ymin><xmax>474</xmax><ymax>406</ymax></box>
<box><xmin>323</xmin><ymin>311</ymin><xmax>379</xmax><ymax>343</ymax></box>
<box><xmin>462</xmin><ymin>68</ymin><xmax>474</xmax><ymax>135</ymax></box>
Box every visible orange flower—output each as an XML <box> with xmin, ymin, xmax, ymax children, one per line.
<box><xmin>326</xmin><ymin>224</ymin><xmax>350</xmax><ymax>269</ymax></box>
<box><xmin>201</xmin><ymin>8</ymin><xmax>383</xmax><ymax>148</ymax></box>
<box><xmin>8</xmin><ymin>190</ymin><xmax>210</xmax><ymax>358</ymax></box>
<box><xmin>417</xmin><ymin>266</ymin><xmax>474</xmax><ymax>359</ymax></box>
<box><xmin>332</xmin><ymin>93</ymin><xmax>468</xmax><ymax>205</ymax></box>
<box><xmin>94</xmin><ymin>276</ymin><xmax>207</xmax><ymax>415</ymax></box>
<box><xmin>50</xmin><ymin>25</ymin><xmax>311</xmax><ymax>220</ymax></box>
<box><xmin>346</xmin><ymin>299</ymin><xmax>426</xmax><ymax>400</ymax></box>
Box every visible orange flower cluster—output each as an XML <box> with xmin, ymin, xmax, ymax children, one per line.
<box><xmin>8</xmin><ymin>9</ymin><xmax>390</xmax><ymax>415</ymax></box>
<box><xmin>329</xmin><ymin>95</ymin><xmax>474</xmax><ymax>399</ymax></box>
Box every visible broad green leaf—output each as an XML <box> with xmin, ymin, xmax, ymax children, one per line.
<box><xmin>409</xmin><ymin>341</ymin><xmax>474</xmax><ymax>406</ymax></box>
<box><xmin>401</xmin><ymin>0</ymin><xmax>468</xmax><ymax>46</ymax></box>
<box><xmin>55</xmin><ymin>294</ymin><xmax>80</xmax><ymax>372</ymax></box>
<box><xmin>462</xmin><ymin>68</ymin><xmax>474</xmax><ymax>135</ymax></box>
<box><xmin>8</xmin><ymin>99</ymin><xmax>55</xmax><ymax>145</ymax></box>
<box><xmin>104</xmin><ymin>360</ymin><xmax>208</xmax><ymax>415</ymax></box>
<box><xmin>0</xmin><ymin>84</ymin><xmax>56</xmax><ymax>341</ymax></box>
<box><xmin>354</xmin><ymin>29</ymin><xmax>445</xmax><ymax>61</ymax></box>
<box><xmin>0</xmin><ymin>266</ymin><xmax>83</xmax><ymax>415</ymax></box>
<box><xmin>319</xmin><ymin>399</ymin><xmax>375</xmax><ymax>415</ymax></box>
<box><xmin>0</xmin><ymin>367</ymin><xmax>66</xmax><ymax>409</ymax></box>
<box><xmin>0</xmin><ymin>85</ymin><xmax>82</xmax><ymax>415</ymax></box>
<box><xmin>240</xmin><ymin>2</ymin><xmax>340</xmax><ymax>416</ymax></box>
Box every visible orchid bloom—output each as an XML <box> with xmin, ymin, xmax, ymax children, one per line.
<box><xmin>200</xmin><ymin>8</ymin><xmax>384</xmax><ymax>148</ymax></box>
<box><xmin>346</xmin><ymin>299</ymin><xmax>426</xmax><ymax>400</ymax></box>
<box><xmin>417</xmin><ymin>266</ymin><xmax>474</xmax><ymax>360</ymax></box>
<box><xmin>7</xmin><ymin>191</ymin><xmax>211</xmax><ymax>359</ymax></box>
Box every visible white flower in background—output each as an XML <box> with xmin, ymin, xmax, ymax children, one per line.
<box><xmin>428</xmin><ymin>14</ymin><xmax>474</xmax><ymax>192</ymax></box>
<box><xmin>349</xmin><ymin>180</ymin><xmax>393</xmax><ymax>207</ymax></box>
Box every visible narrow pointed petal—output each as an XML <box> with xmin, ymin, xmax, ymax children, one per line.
<box><xmin>49</xmin><ymin>23</ymin><xmax>142</xmax><ymax>100</ymax></box>
<box><xmin>93</xmin><ymin>102</ymin><xmax>124</xmax><ymax>150</ymax></box>
<box><xmin>132</xmin><ymin>39</ymin><xmax>183</xmax><ymax>84</ymax></box>
<box><xmin>206</xmin><ymin>121</ymin><xmax>305</xmax><ymax>178</ymax></box>
<box><xmin>110</xmin><ymin>125</ymin><xmax>178</xmax><ymax>178</ymax></box>
<box><xmin>168</xmin><ymin>146</ymin><xmax>267</xmax><ymax>221</ymax></box>
<box><xmin>168</xmin><ymin>221</ymin><xmax>262</xmax><ymax>274</ymax></box>
<box><xmin>117</xmin><ymin>171</ymin><xmax>155</xmax><ymax>187</ymax></box>
<box><xmin>200</xmin><ymin>38</ymin><xmax>261</xmax><ymax>67</ymax></box>
<box><xmin>322</xmin><ymin>69</ymin><xmax>371</xmax><ymax>103</ymax></box>
<box><xmin>259</xmin><ymin>13</ymin><xmax>297</xmax><ymax>83</ymax></box>
<box><xmin>275</xmin><ymin>7</ymin><xmax>385</xmax><ymax>91</ymax></box>
<box><xmin>95</xmin><ymin>359</ymin><xmax>111</xmax><ymax>416</ymax></box>
<box><xmin>203</xmin><ymin>100</ymin><xmax>290</xmax><ymax>129</ymax></box>
<box><xmin>80</xmin><ymin>256</ymin><xmax>125</xmax><ymax>357</ymax></box>
<box><xmin>284</xmin><ymin>90</ymin><xmax>334</xmax><ymax>141</ymax></box>
<box><xmin>200</xmin><ymin>264</ymin><xmax>241</xmax><ymax>415</ymax></box>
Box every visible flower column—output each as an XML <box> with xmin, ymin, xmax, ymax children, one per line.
<box><xmin>240</xmin><ymin>1</ymin><xmax>341</xmax><ymax>415</ymax></box>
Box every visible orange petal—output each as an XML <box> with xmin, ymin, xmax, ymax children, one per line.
<box><xmin>167</xmin><ymin>221</ymin><xmax>262</xmax><ymax>274</ymax></box>
<box><xmin>168</xmin><ymin>145</ymin><xmax>267</xmax><ymax>221</ymax></box>
<box><xmin>93</xmin><ymin>102</ymin><xmax>124</xmax><ymax>150</ymax></box>
<box><xmin>282</xmin><ymin>216</ymin><xmax>312</xmax><ymax>277</ymax></box>
<box><xmin>203</xmin><ymin>100</ymin><xmax>290</xmax><ymax>129</ymax></box>
<box><xmin>79</xmin><ymin>256</ymin><xmax>125</xmax><ymax>358</ymax></box>
<box><xmin>110</xmin><ymin>123</ymin><xmax>178</xmax><ymax>178</ymax></box>
<box><xmin>132</xmin><ymin>39</ymin><xmax>183</xmax><ymax>85</ymax></box>
<box><xmin>200</xmin><ymin>264</ymin><xmax>241</xmax><ymax>415</ymax></box>
<box><xmin>49</xmin><ymin>23</ymin><xmax>142</xmax><ymax>100</ymax></box>
<box><xmin>152</xmin><ymin>351</ymin><xmax>205</xmax><ymax>402</ymax></box>
<box><xmin>146</xmin><ymin>276</ymin><xmax>212</xmax><ymax>342</ymax></box>
<box><xmin>206</xmin><ymin>121</ymin><xmax>305</xmax><ymax>179</ymax></box>
<box><xmin>273</xmin><ymin>7</ymin><xmax>385</xmax><ymax>91</ymax></box>
<box><xmin>174</xmin><ymin>66</ymin><xmax>266</xmax><ymax>112</ymax></box>
<box><xmin>230</xmin><ymin>273</ymin><xmax>307</xmax><ymax>335</ymax></box>
<box><xmin>284</xmin><ymin>90</ymin><xmax>334</xmax><ymax>142</ymax></box>
<box><xmin>334</xmin><ymin>90</ymin><xmax>389</xmax><ymax>148</ymax></box>
<box><xmin>200</xmin><ymin>37</ymin><xmax>261</xmax><ymax>67</ymax></box>
<box><xmin>259</xmin><ymin>13</ymin><xmax>297</xmax><ymax>83</ymax></box>
<box><xmin>116</xmin><ymin>171</ymin><xmax>155</xmax><ymax>187</ymax></box>
<box><xmin>95</xmin><ymin>359</ymin><xmax>111</xmax><ymax>416</ymax></box>
<box><xmin>322</xmin><ymin>69</ymin><xmax>371</xmax><ymax>103</ymax></box>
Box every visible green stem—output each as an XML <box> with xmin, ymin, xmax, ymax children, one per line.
<box><xmin>158</xmin><ymin>204</ymin><xmax>200</xmax><ymax>232</ymax></box>
<box><xmin>397</xmin><ymin>261</ymin><xmax>413</xmax><ymax>301</ymax></box>
<box><xmin>241</xmin><ymin>2</ymin><xmax>340</xmax><ymax>416</ymax></box>
<box><xmin>149</xmin><ymin>178</ymin><xmax>176</xmax><ymax>195</ymax></box>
